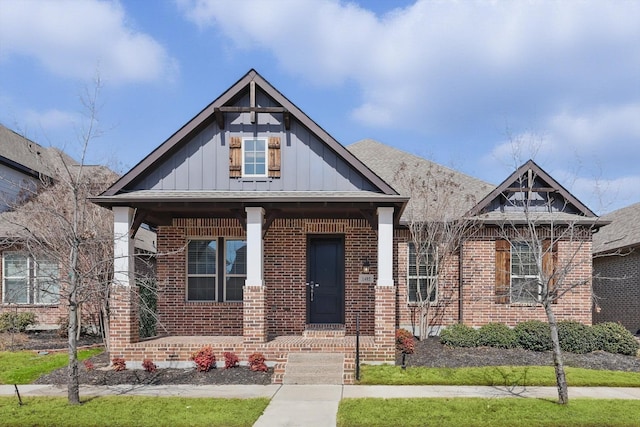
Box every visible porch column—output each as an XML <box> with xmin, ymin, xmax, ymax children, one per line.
<box><xmin>375</xmin><ymin>207</ymin><xmax>396</xmax><ymax>359</ymax></box>
<box><xmin>110</xmin><ymin>206</ymin><xmax>139</xmax><ymax>354</ymax></box>
<box><xmin>243</xmin><ymin>207</ymin><xmax>267</xmax><ymax>343</ymax></box>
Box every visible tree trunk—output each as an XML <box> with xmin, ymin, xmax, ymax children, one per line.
<box><xmin>67</xmin><ymin>297</ymin><xmax>80</xmax><ymax>404</ymax></box>
<box><xmin>544</xmin><ymin>302</ymin><xmax>569</xmax><ymax>404</ymax></box>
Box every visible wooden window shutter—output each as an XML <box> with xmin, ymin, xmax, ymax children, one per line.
<box><xmin>229</xmin><ymin>136</ymin><xmax>242</xmax><ymax>178</ymax></box>
<box><xmin>268</xmin><ymin>136</ymin><xmax>281</xmax><ymax>178</ymax></box>
<box><xmin>542</xmin><ymin>239</ymin><xmax>558</xmax><ymax>303</ymax></box>
<box><xmin>495</xmin><ymin>239</ymin><xmax>511</xmax><ymax>304</ymax></box>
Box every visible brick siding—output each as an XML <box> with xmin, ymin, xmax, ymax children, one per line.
<box><xmin>593</xmin><ymin>249</ymin><xmax>640</xmax><ymax>334</ymax></box>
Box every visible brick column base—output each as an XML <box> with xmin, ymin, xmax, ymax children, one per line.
<box><xmin>374</xmin><ymin>285</ymin><xmax>396</xmax><ymax>347</ymax></box>
<box><xmin>109</xmin><ymin>284</ymin><xmax>139</xmax><ymax>357</ymax></box>
<box><xmin>243</xmin><ymin>285</ymin><xmax>267</xmax><ymax>343</ymax></box>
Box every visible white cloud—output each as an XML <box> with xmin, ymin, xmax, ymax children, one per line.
<box><xmin>0</xmin><ymin>0</ymin><xmax>177</xmax><ymax>84</ymax></box>
<box><xmin>22</xmin><ymin>108</ymin><xmax>78</xmax><ymax>130</ymax></box>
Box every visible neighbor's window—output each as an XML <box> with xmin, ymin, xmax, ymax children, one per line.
<box><xmin>242</xmin><ymin>138</ymin><xmax>267</xmax><ymax>177</ymax></box>
<box><xmin>510</xmin><ymin>242</ymin><xmax>541</xmax><ymax>303</ymax></box>
<box><xmin>2</xmin><ymin>252</ymin><xmax>60</xmax><ymax>304</ymax></box>
<box><xmin>407</xmin><ymin>243</ymin><xmax>437</xmax><ymax>303</ymax></box>
<box><xmin>187</xmin><ymin>240</ymin><xmax>217</xmax><ymax>301</ymax></box>
<box><xmin>225</xmin><ymin>239</ymin><xmax>247</xmax><ymax>302</ymax></box>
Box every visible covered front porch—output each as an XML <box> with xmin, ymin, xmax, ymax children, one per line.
<box><xmin>108</xmin><ymin>203</ymin><xmax>401</xmax><ymax>384</ymax></box>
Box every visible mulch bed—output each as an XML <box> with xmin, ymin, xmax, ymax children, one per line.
<box><xmin>4</xmin><ymin>331</ymin><xmax>639</xmax><ymax>386</ymax></box>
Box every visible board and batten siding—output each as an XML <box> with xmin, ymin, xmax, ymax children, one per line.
<box><xmin>132</xmin><ymin>91</ymin><xmax>376</xmax><ymax>192</ymax></box>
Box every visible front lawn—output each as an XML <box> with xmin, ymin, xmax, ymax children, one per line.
<box><xmin>0</xmin><ymin>396</ymin><xmax>269</xmax><ymax>427</ymax></box>
<box><xmin>337</xmin><ymin>398</ymin><xmax>640</xmax><ymax>427</ymax></box>
<box><xmin>359</xmin><ymin>364</ymin><xmax>640</xmax><ymax>387</ymax></box>
<box><xmin>0</xmin><ymin>349</ymin><xmax>102</xmax><ymax>384</ymax></box>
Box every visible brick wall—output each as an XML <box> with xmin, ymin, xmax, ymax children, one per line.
<box><xmin>593</xmin><ymin>249</ymin><xmax>640</xmax><ymax>334</ymax></box>
<box><xmin>460</xmin><ymin>239</ymin><xmax>593</xmax><ymax>327</ymax></box>
<box><xmin>153</xmin><ymin>217</ymin><xmax>379</xmax><ymax>339</ymax></box>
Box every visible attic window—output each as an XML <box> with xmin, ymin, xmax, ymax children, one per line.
<box><xmin>242</xmin><ymin>138</ymin><xmax>267</xmax><ymax>177</ymax></box>
<box><xmin>229</xmin><ymin>136</ymin><xmax>281</xmax><ymax>179</ymax></box>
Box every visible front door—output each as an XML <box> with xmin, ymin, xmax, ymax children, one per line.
<box><xmin>307</xmin><ymin>236</ymin><xmax>344</xmax><ymax>324</ymax></box>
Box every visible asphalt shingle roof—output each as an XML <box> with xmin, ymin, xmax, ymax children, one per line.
<box><xmin>347</xmin><ymin>139</ymin><xmax>494</xmax><ymax>222</ymax></box>
<box><xmin>593</xmin><ymin>202</ymin><xmax>640</xmax><ymax>254</ymax></box>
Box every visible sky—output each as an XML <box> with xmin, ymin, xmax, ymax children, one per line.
<box><xmin>1</xmin><ymin>0</ymin><xmax>639</xmax><ymax>215</ymax></box>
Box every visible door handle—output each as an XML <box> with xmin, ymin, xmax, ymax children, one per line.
<box><xmin>307</xmin><ymin>281</ymin><xmax>320</xmax><ymax>301</ymax></box>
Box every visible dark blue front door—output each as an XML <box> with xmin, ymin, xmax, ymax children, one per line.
<box><xmin>308</xmin><ymin>237</ymin><xmax>344</xmax><ymax>324</ymax></box>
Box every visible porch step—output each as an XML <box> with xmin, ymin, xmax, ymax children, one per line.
<box><xmin>303</xmin><ymin>324</ymin><xmax>346</xmax><ymax>338</ymax></box>
<box><xmin>283</xmin><ymin>353</ymin><xmax>344</xmax><ymax>385</ymax></box>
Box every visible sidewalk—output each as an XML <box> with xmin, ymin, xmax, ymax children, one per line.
<box><xmin>2</xmin><ymin>384</ymin><xmax>640</xmax><ymax>427</ymax></box>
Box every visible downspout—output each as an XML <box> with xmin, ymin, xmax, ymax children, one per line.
<box><xmin>458</xmin><ymin>242</ymin><xmax>464</xmax><ymax>323</ymax></box>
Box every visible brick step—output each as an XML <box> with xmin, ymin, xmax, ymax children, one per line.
<box><xmin>302</xmin><ymin>324</ymin><xmax>346</xmax><ymax>338</ymax></box>
<box><xmin>283</xmin><ymin>353</ymin><xmax>345</xmax><ymax>385</ymax></box>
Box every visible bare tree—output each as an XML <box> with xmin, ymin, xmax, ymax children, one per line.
<box><xmin>489</xmin><ymin>163</ymin><xmax>598</xmax><ymax>405</ymax></box>
<box><xmin>0</xmin><ymin>78</ymin><xmax>117</xmax><ymax>404</ymax></box>
<box><xmin>396</xmin><ymin>161</ymin><xmax>479</xmax><ymax>340</ymax></box>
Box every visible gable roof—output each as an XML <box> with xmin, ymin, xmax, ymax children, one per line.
<box><xmin>593</xmin><ymin>201</ymin><xmax>640</xmax><ymax>254</ymax></box>
<box><xmin>467</xmin><ymin>159</ymin><xmax>598</xmax><ymax>224</ymax></box>
<box><xmin>348</xmin><ymin>139</ymin><xmax>494</xmax><ymax>223</ymax></box>
<box><xmin>101</xmin><ymin>69</ymin><xmax>397</xmax><ymax>197</ymax></box>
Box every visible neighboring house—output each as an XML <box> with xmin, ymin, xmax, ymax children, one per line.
<box><xmin>92</xmin><ymin>69</ymin><xmax>598</xmax><ymax>381</ymax></box>
<box><xmin>0</xmin><ymin>124</ymin><xmax>156</xmax><ymax>330</ymax></box>
<box><xmin>592</xmin><ymin>202</ymin><xmax>640</xmax><ymax>334</ymax></box>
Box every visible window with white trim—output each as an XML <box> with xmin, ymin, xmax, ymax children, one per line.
<box><xmin>510</xmin><ymin>242</ymin><xmax>541</xmax><ymax>303</ymax></box>
<box><xmin>2</xmin><ymin>252</ymin><xmax>60</xmax><ymax>304</ymax></box>
<box><xmin>242</xmin><ymin>138</ymin><xmax>267</xmax><ymax>177</ymax></box>
<box><xmin>407</xmin><ymin>243</ymin><xmax>437</xmax><ymax>303</ymax></box>
<box><xmin>187</xmin><ymin>238</ymin><xmax>247</xmax><ymax>302</ymax></box>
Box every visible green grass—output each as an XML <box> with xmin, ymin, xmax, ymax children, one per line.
<box><xmin>0</xmin><ymin>396</ymin><xmax>269</xmax><ymax>427</ymax></box>
<box><xmin>0</xmin><ymin>348</ymin><xmax>102</xmax><ymax>384</ymax></box>
<box><xmin>359</xmin><ymin>364</ymin><xmax>640</xmax><ymax>387</ymax></box>
<box><xmin>337</xmin><ymin>398</ymin><xmax>640</xmax><ymax>427</ymax></box>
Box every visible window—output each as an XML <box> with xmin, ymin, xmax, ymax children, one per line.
<box><xmin>225</xmin><ymin>240</ymin><xmax>246</xmax><ymax>302</ymax></box>
<box><xmin>187</xmin><ymin>240</ymin><xmax>217</xmax><ymax>301</ymax></box>
<box><xmin>242</xmin><ymin>138</ymin><xmax>267</xmax><ymax>177</ymax></box>
<box><xmin>510</xmin><ymin>242</ymin><xmax>541</xmax><ymax>303</ymax></box>
<box><xmin>407</xmin><ymin>243</ymin><xmax>437</xmax><ymax>303</ymax></box>
<box><xmin>2</xmin><ymin>252</ymin><xmax>60</xmax><ymax>304</ymax></box>
<box><xmin>187</xmin><ymin>239</ymin><xmax>247</xmax><ymax>302</ymax></box>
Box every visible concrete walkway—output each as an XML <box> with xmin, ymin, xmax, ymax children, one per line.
<box><xmin>2</xmin><ymin>384</ymin><xmax>640</xmax><ymax>427</ymax></box>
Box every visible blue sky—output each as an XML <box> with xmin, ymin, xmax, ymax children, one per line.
<box><xmin>1</xmin><ymin>0</ymin><xmax>639</xmax><ymax>214</ymax></box>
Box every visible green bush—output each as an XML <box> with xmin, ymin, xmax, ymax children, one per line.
<box><xmin>439</xmin><ymin>323</ymin><xmax>479</xmax><ymax>347</ymax></box>
<box><xmin>514</xmin><ymin>320</ymin><xmax>552</xmax><ymax>351</ymax></box>
<box><xmin>0</xmin><ymin>312</ymin><xmax>37</xmax><ymax>333</ymax></box>
<box><xmin>593</xmin><ymin>322</ymin><xmax>640</xmax><ymax>356</ymax></box>
<box><xmin>477</xmin><ymin>323</ymin><xmax>518</xmax><ymax>349</ymax></box>
<box><xmin>558</xmin><ymin>321</ymin><xmax>596</xmax><ymax>354</ymax></box>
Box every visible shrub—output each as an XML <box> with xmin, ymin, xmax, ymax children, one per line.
<box><xmin>224</xmin><ymin>352</ymin><xmax>239</xmax><ymax>369</ymax></box>
<box><xmin>56</xmin><ymin>316</ymin><xmax>69</xmax><ymax>337</ymax></box>
<box><xmin>142</xmin><ymin>359</ymin><xmax>158</xmax><ymax>373</ymax></box>
<box><xmin>477</xmin><ymin>323</ymin><xmax>518</xmax><ymax>349</ymax></box>
<box><xmin>248</xmin><ymin>352</ymin><xmax>268</xmax><ymax>372</ymax></box>
<box><xmin>514</xmin><ymin>320</ymin><xmax>552</xmax><ymax>351</ymax></box>
<box><xmin>112</xmin><ymin>357</ymin><xmax>126</xmax><ymax>371</ymax></box>
<box><xmin>593</xmin><ymin>322</ymin><xmax>640</xmax><ymax>356</ymax></box>
<box><xmin>395</xmin><ymin>328</ymin><xmax>416</xmax><ymax>354</ymax></box>
<box><xmin>439</xmin><ymin>323</ymin><xmax>479</xmax><ymax>348</ymax></box>
<box><xmin>558</xmin><ymin>321</ymin><xmax>597</xmax><ymax>354</ymax></box>
<box><xmin>0</xmin><ymin>312</ymin><xmax>37</xmax><ymax>333</ymax></box>
<box><xmin>191</xmin><ymin>346</ymin><xmax>216</xmax><ymax>372</ymax></box>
